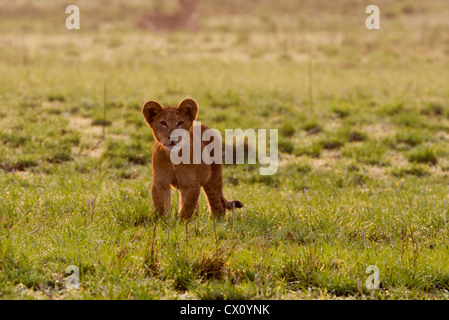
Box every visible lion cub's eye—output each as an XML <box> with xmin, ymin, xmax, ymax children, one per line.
<box><xmin>176</xmin><ymin>121</ymin><xmax>184</xmax><ymax>127</ymax></box>
<box><xmin>160</xmin><ymin>121</ymin><xmax>168</xmax><ymax>127</ymax></box>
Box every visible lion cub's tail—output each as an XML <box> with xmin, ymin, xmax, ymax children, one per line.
<box><xmin>221</xmin><ymin>196</ymin><xmax>243</xmax><ymax>210</ymax></box>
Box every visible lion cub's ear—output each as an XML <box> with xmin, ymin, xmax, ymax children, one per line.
<box><xmin>178</xmin><ymin>98</ymin><xmax>198</xmax><ymax>122</ymax></box>
<box><xmin>142</xmin><ymin>100</ymin><xmax>164</xmax><ymax>127</ymax></box>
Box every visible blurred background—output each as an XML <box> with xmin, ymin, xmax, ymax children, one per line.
<box><xmin>1</xmin><ymin>0</ymin><xmax>448</xmax><ymax>63</ymax></box>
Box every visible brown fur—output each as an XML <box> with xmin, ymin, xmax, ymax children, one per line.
<box><xmin>142</xmin><ymin>98</ymin><xmax>243</xmax><ymax>219</ymax></box>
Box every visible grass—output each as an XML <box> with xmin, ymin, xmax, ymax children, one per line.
<box><xmin>1</xmin><ymin>0</ymin><xmax>449</xmax><ymax>300</ymax></box>
<box><xmin>407</xmin><ymin>145</ymin><xmax>438</xmax><ymax>165</ymax></box>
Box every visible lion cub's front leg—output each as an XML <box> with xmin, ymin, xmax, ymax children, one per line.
<box><xmin>151</xmin><ymin>183</ymin><xmax>171</xmax><ymax>216</ymax></box>
<box><xmin>178</xmin><ymin>185</ymin><xmax>201</xmax><ymax>220</ymax></box>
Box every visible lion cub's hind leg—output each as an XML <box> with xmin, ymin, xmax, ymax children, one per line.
<box><xmin>203</xmin><ymin>180</ymin><xmax>226</xmax><ymax>218</ymax></box>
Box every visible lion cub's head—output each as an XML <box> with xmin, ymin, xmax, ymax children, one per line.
<box><xmin>142</xmin><ymin>98</ymin><xmax>198</xmax><ymax>150</ymax></box>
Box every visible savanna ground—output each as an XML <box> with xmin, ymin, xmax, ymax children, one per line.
<box><xmin>1</xmin><ymin>0</ymin><xmax>449</xmax><ymax>300</ymax></box>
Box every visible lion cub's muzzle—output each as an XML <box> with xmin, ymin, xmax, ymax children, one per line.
<box><xmin>161</xmin><ymin>134</ymin><xmax>183</xmax><ymax>151</ymax></box>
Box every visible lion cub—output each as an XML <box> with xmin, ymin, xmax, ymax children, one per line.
<box><xmin>142</xmin><ymin>98</ymin><xmax>243</xmax><ymax>219</ymax></box>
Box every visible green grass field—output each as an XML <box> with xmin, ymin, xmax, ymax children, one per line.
<box><xmin>1</xmin><ymin>0</ymin><xmax>449</xmax><ymax>299</ymax></box>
